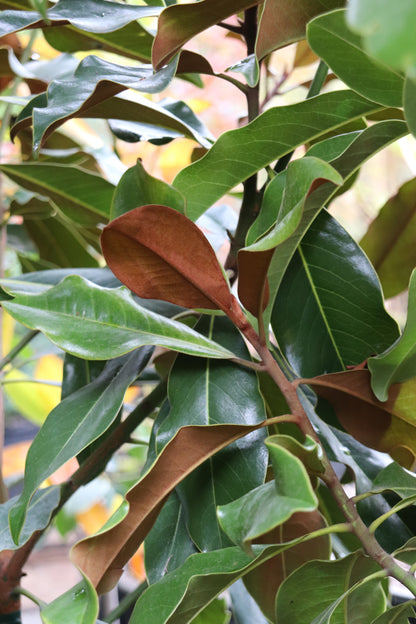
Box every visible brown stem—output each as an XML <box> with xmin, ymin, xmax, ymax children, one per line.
<box><xmin>0</xmin><ymin>533</ymin><xmax>40</xmax><ymax>615</ymax></box>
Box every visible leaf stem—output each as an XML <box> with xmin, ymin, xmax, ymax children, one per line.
<box><xmin>0</xmin><ymin>330</ymin><xmax>39</xmax><ymax>372</ymax></box>
<box><xmin>11</xmin><ymin>586</ymin><xmax>46</xmax><ymax>609</ymax></box>
<box><xmin>368</xmin><ymin>495</ymin><xmax>416</xmax><ymax>534</ymax></box>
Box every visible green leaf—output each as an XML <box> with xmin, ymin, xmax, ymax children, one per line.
<box><xmin>2</xmin><ymin>276</ymin><xmax>235</xmax><ymax>360</ymax></box>
<box><xmin>360</xmin><ymin>177</ymin><xmax>416</xmax><ymax>298</ymax></box>
<box><xmin>111</xmin><ymin>160</ymin><xmax>185</xmax><ymax>220</ymax></box>
<box><xmin>256</xmin><ymin>0</ymin><xmax>345</xmax><ymax>60</ymax></box>
<box><xmin>244</xmin><ymin>157</ymin><xmax>342</xmax><ymax>252</ymax></box>
<box><xmin>372</xmin><ymin>462</ymin><xmax>416</xmax><ymax>499</ymax></box>
<box><xmin>217</xmin><ymin>443</ymin><xmax>317</xmax><ymax>551</ymax></box>
<box><xmin>275</xmin><ymin>552</ymin><xmax>386</xmax><ymax>623</ymax></box>
<box><xmin>192</xmin><ymin>599</ymin><xmax>231</xmax><ymax>624</ymax></box>
<box><xmin>370</xmin><ymin>602</ymin><xmax>416</xmax><ymax>624</ymax></box>
<box><xmin>0</xmin><ymin>0</ymin><xmax>161</xmax><ymax>37</ymax></box>
<box><xmin>20</xmin><ymin>55</ymin><xmax>178</xmax><ymax>152</ymax></box>
<box><xmin>393</xmin><ymin>537</ymin><xmax>416</xmax><ymax>566</ymax></box>
<box><xmin>226</xmin><ymin>55</ymin><xmax>259</xmax><ymax>88</ymax></box>
<box><xmin>369</xmin><ymin>269</ymin><xmax>416</xmax><ymax>401</ymax></box>
<box><xmin>0</xmin><ymin>268</ymin><xmax>121</xmax><ymax>297</ymax></box>
<box><xmin>0</xmin><ymin>163</ymin><xmax>115</xmax><ymax>226</ymax></box>
<box><xmin>152</xmin><ymin>0</ymin><xmax>260</xmax><ymax>70</ymax></box>
<box><xmin>308</xmin><ymin>9</ymin><xmax>404</xmax><ymax>107</ymax></box>
<box><xmin>347</xmin><ymin>0</ymin><xmax>416</xmax><ymax>77</ymax></box>
<box><xmin>0</xmin><ymin>487</ymin><xmax>60</xmax><ymax>550</ymax></box>
<box><xmin>272</xmin><ymin>210</ymin><xmax>399</xmax><ymax>378</ymax></box>
<box><xmin>40</xmin><ymin>576</ymin><xmax>98</xmax><ymax>624</ymax></box>
<box><xmin>229</xmin><ymin>579</ymin><xmax>269</xmax><ymax>624</ymax></box>
<box><xmin>157</xmin><ymin>316</ymin><xmax>267</xmax><ymax>551</ymax></box>
<box><xmin>144</xmin><ymin>491</ymin><xmax>197</xmax><ymax>585</ymax></box>
<box><xmin>173</xmin><ymin>90</ymin><xmax>382</xmax><ymax>221</ymax></box>
<box><xmin>404</xmin><ymin>76</ymin><xmax>416</xmax><ymax>139</ymax></box>
<box><xmin>8</xmin><ymin>348</ymin><xmax>151</xmax><ymax>543</ymax></box>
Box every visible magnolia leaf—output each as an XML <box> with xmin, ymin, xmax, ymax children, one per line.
<box><xmin>218</xmin><ymin>444</ymin><xmax>317</xmax><ymax>551</ymax></box>
<box><xmin>256</xmin><ymin>0</ymin><xmax>345</xmax><ymax>60</ymax></box>
<box><xmin>272</xmin><ymin>210</ymin><xmax>399</xmax><ymax>378</ymax></box>
<box><xmin>237</xmin><ymin>248</ymin><xmax>272</xmax><ymax>319</ymax></box>
<box><xmin>308</xmin><ymin>9</ymin><xmax>404</xmax><ymax>107</ymax></box>
<box><xmin>152</xmin><ymin>0</ymin><xmax>260</xmax><ymax>70</ymax></box>
<box><xmin>266</xmin><ymin>434</ymin><xmax>325</xmax><ymax>474</ymax></box>
<box><xmin>2</xmin><ymin>276</ymin><xmax>235</xmax><ymax>360</ymax></box>
<box><xmin>360</xmin><ymin>178</ymin><xmax>416</xmax><ymax>298</ymax></box>
<box><xmin>303</xmin><ymin>369</ymin><xmax>416</xmax><ymax>469</ymax></box>
<box><xmin>8</xmin><ymin>348</ymin><xmax>152</xmax><ymax>544</ymax></box>
<box><xmin>370</xmin><ymin>602</ymin><xmax>416</xmax><ymax>624</ymax></box>
<box><xmin>404</xmin><ymin>76</ymin><xmax>416</xmax><ymax>139</ymax></box>
<box><xmin>0</xmin><ymin>0</ymin><xmax>160</xmax><ymax>37</ymax></box>
<box><xmin>0</xmin><ymin>487</ymin><xmax>60</xmax><ymax>550</ymax></box>
<box><xmin>347</xmin><ymin>0</ymin><xmax>416</xmax><ymax>77</ymax></box>
<box><xmin>40</xmin><ymin>576</ymin><xmax>98</xmax><ymax>624</ymax></box>
<box><xmin>101</xmin><ymin>205</ymin><xmax>234</xmax><ymax>312</ymax></box>
<box><xmin>71</xmin><ymin>419</ymin><xmax>280</xmax><ymax>593</ymax></box>
<box><xmin>0</xmin><ymin>163</ymin><xmax>115</xmax><ymax>226</ymax></box>
<box><xmin>393</xmin><ymin>537</ymin><xmax>416</xmax><ymax>567</ymax></box>
<box><xmin>275</xmin><ymin>552</ymin><xmax>386</xmax><ymax>623</ymax></box>
<box><xmin>369</xmin><ymin>269</ymin><xmax>416</xmax><ymax>401</ymax></box>
<box><xmin>111</xmin><ymin>160</ymin><xmax>185</xmax><ymax>220</ymax></box>
<box><xmin>243</xmin><ymin>511</ymin><xmax>331</xmax><ymax>622</ymax></box>
<box><xmin>174</xmin><ymin>90</ymin><xmax>382</xmax><ymax>221</ymax></box>
<box><xmin>157</xmin><ymin>316</ymin><xmax>267</xmax><ymax>551</ymax></box>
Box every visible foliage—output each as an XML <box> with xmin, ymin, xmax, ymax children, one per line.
<box><xmin>0</xmin><ymin>1</ymin><xmax>415</xmax><ymax>623</ymax></box>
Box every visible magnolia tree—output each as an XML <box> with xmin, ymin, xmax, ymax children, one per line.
<box><xmin>0</xmin><ymin>0</ymin><xmax>416</xmax><ymax>623</ymax></box>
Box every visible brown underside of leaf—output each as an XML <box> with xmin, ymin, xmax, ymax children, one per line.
<box><xmin>303</xmin><ymin>370</ymin><xmax>416</xmax><ymax>468</ymax></box>
<box><xmin>237</xmin><ymin>248</ymin><xmax>272</xmax><ymax>319</ymax></box>
<box><xmin>71</xmin><ymin>419</ymin><xmax>279</xmax><ymax>593</ymax></box>
<box><xmin>243</xmin><ymin>510</ymin><xmax>330</xmax><ymax>621</ymax></box>
<box><xmin>101</xmin><ymin>204</ymin><xmax>233</xmax><ymax>312</ymax></box>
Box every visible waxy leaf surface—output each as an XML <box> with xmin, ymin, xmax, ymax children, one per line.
<box><xmin>369</xmin><ymin>269</ymin><xmax>416</xmax><ymax>401</ymax></box>
<box><xmin>41</xmin><ymin>576</ymin><xmax>98</xmax><ymax>624</ymax></box>
<box><xmin>71</xmin><ymin>419</ymin><xmax>281</xmax><ymax>593</ymax></box>
<box><xmin>275</xmin><ymin>552</ymin><xmax>386</xmax><ymax>624</ymax></box>
<box><xmin>272</xmin><ymin>210</ymin><xmax>399</xmax><ymax>378</ymax></box>
<box><xmin>217</xmin><ymin>443</ymin><xmax>317</xmax><ymax>550</ymax></box>
<box><xmin>174</xmin><ymin>90</ymin><xmax>382</xmax><ymax>221</ymax></box>
<box><xmin>101</xmin><ymin>205</ymin><xmax>233</xmax><ymax>312</ymax></box>
<box><xmin>2</xmin><ymin>276</ymin><xmax>235</xmax><ymax>360</ymax></box>
<box><xmin>8</xmin><ymin>348</ymin><xmax>152</xmax><ymax>543</ymax></box>
<box><xmin>157</xmin><ymin>316</ymin><xmax>267</xmax><ymax>551</ymax></box>
<box><xmin>360</xmin><ymin>178</ymin><xmax>416</xmax><ymax>298</ymax></box>
<box><xmin>308</xmin><ymin>9</ymin><xmax>404</xmax><ymax>107</ymax></box>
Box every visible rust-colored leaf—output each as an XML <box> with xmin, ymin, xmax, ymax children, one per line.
<box><xmin>237</xmin><ymin>248</ymin><xmax>272</xmax><ymax>319</ymax></box>
<box><xmin>71</xmin><ymin>418</ymin><xmax>278</xmax><ymax>593</ymax></box>
<box><xmin>152</xmin><ymin>0</ymin><xmax>260</xmax><ymax>70</ymax></box>
<box><xmin>303</xmin><ymin>369</ymin><xmax>416</xmax><ymax>469</ymax></box>
<box><xmin>255</xmin><ymin>0</ymin><xmax>345</xmax><ymax>61</ymax></box>
<box><xmin>101</xmin><ymin>204</ymin><xmax>233</xmax><ymax>312</ymax></box>
<box><xmin>243</xmin><ymin>510</ymin><xmax>330</xmax><ymax>621</ymax></box>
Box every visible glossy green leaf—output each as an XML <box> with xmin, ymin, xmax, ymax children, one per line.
<box><xmin>157</xmin><ymin>316</ymin><xmax>267</xmax><ymax>551</ymax></box>
<box><xmin>217</xmin><ymin>444</ymin><xmax>317</xmax><ymax>550</ymax></box>
<box><xmin>226</xmin><ymin>55</ymin><xmax>259</xmax><ymax>88</ymax></box>
<box><xmin>272</xmin><ymin>210</ymin><xmax>399</xmax><ymax>378</ymax></box>
<box><xmin>371</xmin><ymin>462</ymin><xmax>416</xmax><ymax>499</ymax></box>
<box><xmin>256</xmin><ymin>0</ymin><xmax>345</xmax><ymax>60</ymax></box>
<box><xmin>308</xmin><ymin>9</ymin><xmax>404</xmax><ymax>107</ymax></box>
<box><xmin>275</xmin><ymin>552</ymin><xmax>386</xmax><ymax>623</ymax></box>
<box><xmin>0</xmin><ymin>487</ymin><xmax>60</xmax><ymax>550</ymax></box>
<box><xmin>130</xmin><ymin>535</ymin><xmax>340</xmax><ymax>624</ymax></box>
<box><xmin>393</xmin><ymin>537</ymin><xmax>416</xmax><ymax>566</ymax></box>
<box><xmin>0</xmin><ymin>0</ymin><xmax>160</xmax><ymax>37</ymax></box>
<box><xmin>40</xmin><ymin>576</ymin><xmax>98</xmax><ymax>624</ymax></box>
<box><xmin>152</xmin><ymin>0</ymin><xmax>260</xmax><ymax>70</ymax></box>
<box><xmin>9</xmin><ymin>348</ymin><xmax>152</xmax><ymax>543</ymax></box>
<box><xmin>370</xmin><ymin>602</ymin><xmax>416</xmax><ymax>624</ymax></box>
<box><xmin>144</xmin><ymin>491</ymin><xmax>197</xmax><ymax>585</ymax></box>
<box><xmin>266</xmin><ymin>434</ymin><xmax>325</xmax><ymax>474</ymax></box>
<box><xmin>0</xmin><ymin>163</ymin><xmax>115</xmax><ymax>226</ymax></box>
<box><xmin>244</xmin><ymin>157</ymin><xmax>342</xmax><ymax>252</ymax></box>
<box><xmin>174</xmin><ymin>90</ymin><xmax>382</xmax><ymax>221</ymax></box>
<box><xmin>112</xmin><ymin>160</ymin><xmax>185</xmax><ymax>220</ymax></box>
<box><xmin>192</xmin><ymin>599</ymin><xmax>231</xmax><ymax>624</ymax></box>
<box><xmin>360</xmin><ymin>177</ymin><xmax>416</xmax><ymax>298</ymax></box>
<box><xmin>2</xmin><ymin>276</ymin><xmax>235</xmax><ymax>360</ymax></box>
<box><xmin>0</xmin><ymin>268</ymin><xmax>121</xmax><ymax>297</ymax></box>
<box><xmin>404</xmin><ymin>76</ymin><xmax>416</xmax><ymax>139</ymax></box>
<box><xmin>43</xmin><ymin>20</ymin><xmax>153</xmax><ymax>62</ymax></box>
<box><xmin>23</xmin><ymin>215</ymin><xmax>99</xmax><ymax>268</ymax></box>
<box><xmin>369</xmin><ymin>269</ymin><xmax>416</xmax><ymax>401</ymax></box>
<box><xmin>17</xmin><ymin>55</ymin><xmax>178</xmax><ymax>151</ymax></box>
<box><xmin>347</xmin><ymin>0</ymin><xmax>416</xmax><ymax>77</ymax></box>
